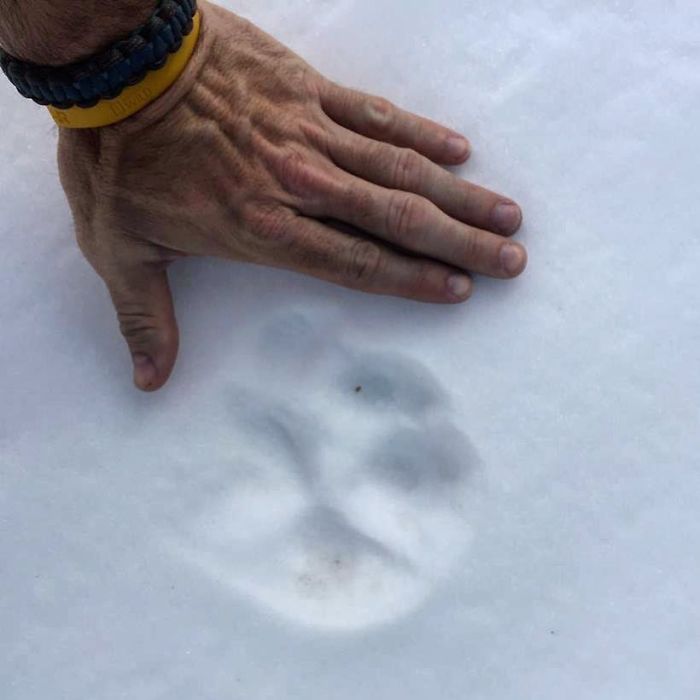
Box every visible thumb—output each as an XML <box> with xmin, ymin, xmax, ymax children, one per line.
<box><xmin>105</xmin><ymin>262</ymin><xmax>180</xmax><ymax>392</ymax></box>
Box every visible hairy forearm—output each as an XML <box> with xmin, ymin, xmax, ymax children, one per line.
<box><xmin>0</xmin><ymin>0</ymin><xmax>157</xmax><ymax>64</ymax></box>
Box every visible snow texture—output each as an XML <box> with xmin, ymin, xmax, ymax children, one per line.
<box><xmin>1</xmin><ymin>1</ymin><xmax>700</xmax><ymax>698</ymax></box>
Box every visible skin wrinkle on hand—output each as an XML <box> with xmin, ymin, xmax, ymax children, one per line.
<box><xmin>5</xmin><ymin>0</ymin><xmax>527</xmax><ymax>392</ymax></box>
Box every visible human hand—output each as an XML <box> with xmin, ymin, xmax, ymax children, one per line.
<box><xmin>58</xmin><ymin>1</ymin><xmax>527</xmax><ymax>392</ymax></box>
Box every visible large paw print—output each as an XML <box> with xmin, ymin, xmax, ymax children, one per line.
<box><xmin>167</xmin><ymin>310</ymin><xmax>482</xmax><ymax>631</ymax></box>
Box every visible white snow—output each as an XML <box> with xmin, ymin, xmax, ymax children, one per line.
<box><xmin>1</xmin><ymin>1</ymin><xmax>700</xmax><ymax>698</ymax></box>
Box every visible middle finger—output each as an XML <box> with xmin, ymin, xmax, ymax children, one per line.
<box><xmin>327</xmin><ymin>124</ymin><xmax>523</xmax><ymax>237</ymax></box>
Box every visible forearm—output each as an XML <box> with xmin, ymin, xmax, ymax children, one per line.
<box><xmin>0</xmin><ymin>0</ymin><xmax>157</xmax><ymax>64</ymax></box>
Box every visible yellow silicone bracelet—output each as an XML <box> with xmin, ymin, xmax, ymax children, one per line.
<box><xmin>48</xmin><ymin>11</ymin><xmax>201</xmax><ymax>129</ymax></box>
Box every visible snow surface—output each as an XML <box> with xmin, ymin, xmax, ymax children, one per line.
<box><xmin>2</xmin><ymin>1</ymin><xmax>700</xmax><ymax>698</ymax></box>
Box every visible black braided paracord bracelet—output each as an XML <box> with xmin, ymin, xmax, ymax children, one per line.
<box><xmin>0</xmin><ymin>0</ymin><xmax>197</xmax><ymax>110</ymax></box>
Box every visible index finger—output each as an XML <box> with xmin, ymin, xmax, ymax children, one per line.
<box><xmin>319</xmin><ymin>81</ymin><xmax>471</xmax><ymax>166</ymax></box>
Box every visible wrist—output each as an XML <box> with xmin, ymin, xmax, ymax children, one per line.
<box><xmin>0</xmin><ymin>1</ymin><xmax>157</xmax><ymax>65</ymax></box>
<box><xmin>83</xmin><ymin>1</ymin><xmax>213</xmax><ymax>133</ymax></box>
<box><xmin>1</xmin><ymin>0</ymin><xmax>201</xmax><ymax>127</ymax></box>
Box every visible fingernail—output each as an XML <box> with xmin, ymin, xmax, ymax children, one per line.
<box><xmin>445</xmin><ymin>136</ymin><xmax>471</xmax><ymax>160</ymax></box>
<box><xmin>492</xmin><ymin>202</ymin><xmax>522</xmax><ymax>235</ymax></box>
<box><xmin>499</xmin><ymin>243</ymin><xmax>527</xmax><ymax>276</ymax></box>
<box><xmin>132</xmin><ymin>353</ymin><xmax>156</xmax><ymax>390</ymax></box>
<box><xmin>446</xmin><ymin>274</ymin><xmax>473</xmax><ymax>301</ymax></box>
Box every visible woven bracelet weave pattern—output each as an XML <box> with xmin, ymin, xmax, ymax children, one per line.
<box><xmin>0</xmin><ymin>0</ymin><xmax>197</xmax><ymax>109</ymax></box>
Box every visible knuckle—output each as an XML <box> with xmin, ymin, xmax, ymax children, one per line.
<box><xmin>298</xmin><ymin>120</ymin><xmax>331</xmax><ymax>154</ymax></box>
<box><xmin>387</xmin><ymin>192</ymin><xmax>425</xmax><ymax>239</ymax></box>
<box><xmin>390</xmin><ymin>147</ymin><xmax>422</xmax><ymax>189</ymax></box>
<box><xmin>346</xmin><ymin>239</ymin><xmax>384</xmax><ymax>284</ymax></box>
<box><xmin>410</xmin><ymin>261</ymin><xmax>434</xmax><ymax>294</ymax></box>
<box><xmin>459</xmin><ymin>227</ymin><xmax>483</xmax><ymax>264</ymax></box>
<box><xmin>116</xmin><ymin>306</ymin><xmax>159</xmax><ymax>346</ymax></box>
<box><xmin>274</xmin><ymin>148</ymin><xmax>326</xmax><ymax>197</ymax></box>
<box><xmin>302</xmin><ymin>68</ymin><xmax>323</xmax><ymax>99</ymax></box>
<box><xmin>366</xmin><ymin>97</ymin><xmax>395</xmax><ymax>131</ymax></box>
<box><xmin>288</xmin><ymin>64</ymin><xmax>317</xmax><ymax>96</ymax></box>
<box><xmin>345</xmin><ymin>183</ymin><xmax>377</xmax><ymax>224</ymax></box>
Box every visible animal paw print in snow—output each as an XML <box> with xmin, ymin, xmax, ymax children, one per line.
<box><xmin>169</xmin><ymin>312</ymin><xmax>482</xmax><ymax>631</ymax></box>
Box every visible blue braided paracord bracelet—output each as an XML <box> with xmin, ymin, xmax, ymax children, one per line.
<box><xmin>0</xmin><ymin>0</ymin><xmax>197</xmax><ymax>109</ymax></box>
